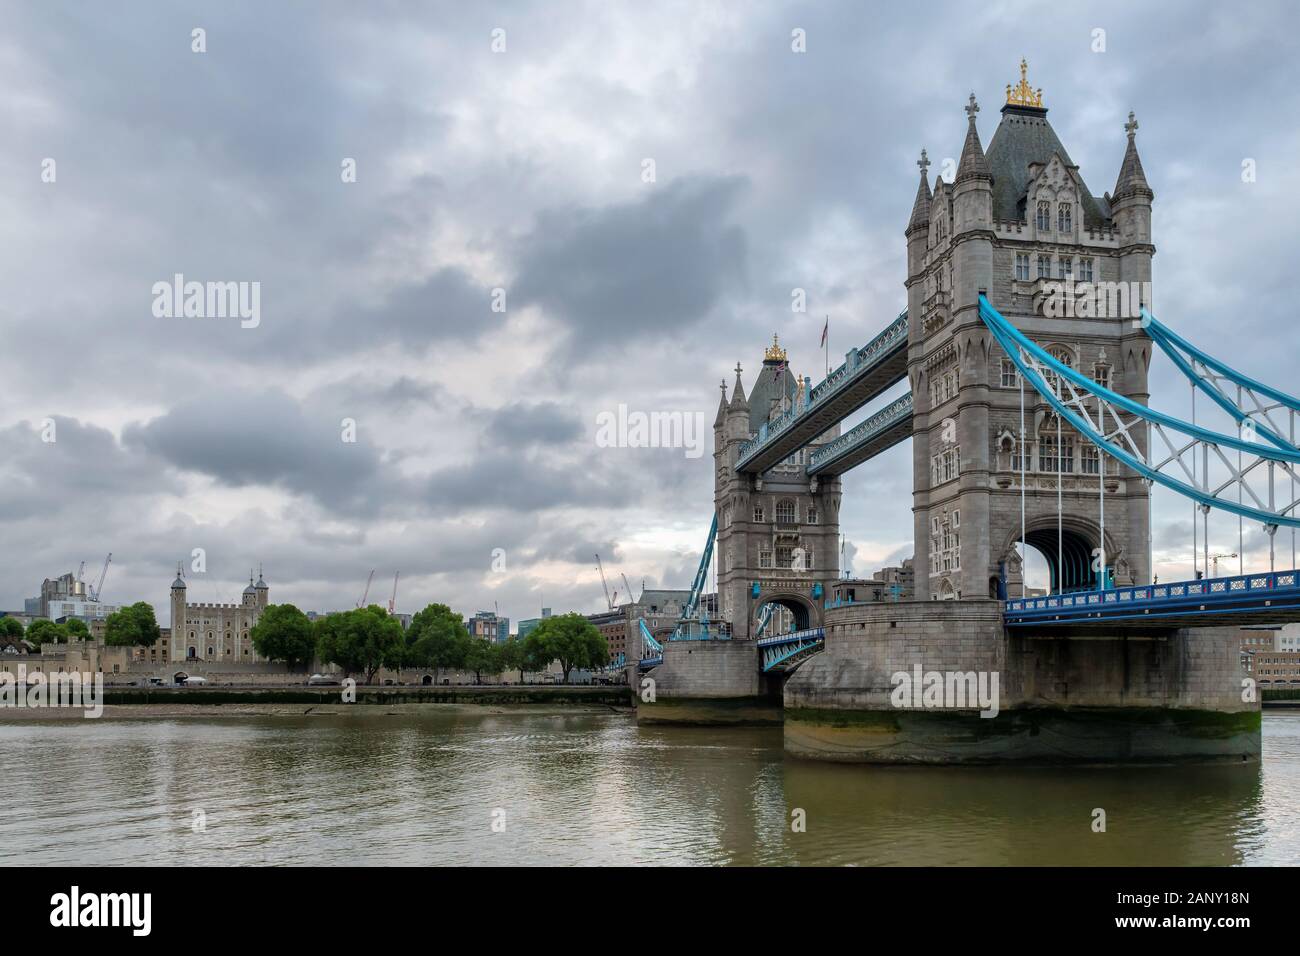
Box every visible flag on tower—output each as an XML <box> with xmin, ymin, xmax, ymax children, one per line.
<box><xmin>820</xmin><ymin>316</ymin><xmax>828</xmax><ymax>348</ymax></box>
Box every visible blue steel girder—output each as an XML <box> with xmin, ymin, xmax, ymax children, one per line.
<box><xmin>639</xmin><ymin>618</ymin><xmax>663</xmax><ymax>656</ymax></box>
<box><xmin>979</xmin><ymin>296</ymin><xmax>1300</xmax><ymax>531</ymax></box>
<box><xmin>757</xmin><ymin>627</ymin><xmax>825</xmax><ymax>672</ymax></box>
<box><xmin>735</xmin><ymin>311</ymin><xmax>908</xmax><ymax>474</ymax></box>
<box><xmin>1142</xmin><ymin>310</ymin><xmax>1300</xmax><ymax>453</ymax></box>
<box><xmin>1006</xmin><ymin>569</ymin><xmax>1300</xmax><ymax>627</ymax></box>
<box><xmin>807</xmin><ymin>393</ymin><xmax>914</xmax><ymax>476</ymax></box>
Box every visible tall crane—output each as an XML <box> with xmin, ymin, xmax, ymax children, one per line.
<box><xmin>1210</xmin><ymin>552</ymin><xmax>1238</xmax><ymax>578</ymax></box>
<box><xmin>388</xmin><ymin>571</ymin><xmax>400</xmax><ymax>615</ymax></box>
<box><xmin>620</xmin><ymin>573</ymin><xmax>637</xmax><ymax>606</ymax></box>
<box><xmin>76</xmin><ymin>561</ymin><xmax>85</xmax><ymax>583</ymax></box>
<box><xmin>357</xmin><ymin>569</ymin><xmax>375</xmax><ymax>608</ymax></box>
<box><xmin>90</xmin><ymin>553</ymin><xmax>112</xmax><ymax>602</ymax></box>
<box><xmin>595</xmin><ymin>554</ymin><xmax>615</xmax><ymax>611</ymax></box>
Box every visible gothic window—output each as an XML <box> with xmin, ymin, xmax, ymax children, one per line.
<box><xmin>1080</xmin><ymin>258</ymin><xmax>1094</xmax><ymax>282</ymax></box>
<box><xmin>807</xmin><ymin>506</ymin><xmax>818</xmax><ymax>524</ymax></box>
<box><xmin>1058</xmin><ymin>203</ymin><xmax>1072</xmax><ymax>233</ymax></box>
<box><xmin>1037</xmin><ymin>255</ymin><xmax>1051</xmax><ymax>279</ymax></box>
<box><xmin>931</xmin><ymin>447</ymin><xmax>960</xmax><ymax>484</ymax></box>
<box><xmin>1036</xmin><ymin>202</ymin><xmax>1051</xmax><ymax>232</ymax></box>
<box><xmin>759</xmin><ymin>551</ymin><xmax>772</xmax><ymax>569</ymax></box>
<box><xmin>775</xmin><ymin>499</ymin><xmax>796</xmax><ymax>524</ymax></box>
<box><xmin>1000</xmin><ymin>359</ymin><xmax>1018</xmax><ymax>388</ymax></box>
<box><xmin>1011</xmin><ymin>436</ymin><xmax>1027</xmax><ymax>472</ymax></box>
<box><xmin>1081</xmin><ymin>444</ymin><xmax>1100</xmax><ymax>474</ymax></box>
<box><xmin>1039</xmin><ymin>433</ymin><xmax>1075</xmax><ymax>473</ymax></box>
<box><xmin>1014</xmin><ymin>253</ymin><xmax>1030</xmax><ymax>281</ymax></box>
<box><xmin>753</xmin><ymin>505</ymin><xmax>764</xmax><ymax>523</ymax></box>
<box><xmin>1093</xmin><ymin>363</ymin><xmax>1111</xmax><ymax>390</ymax></box>
<box><xmin>776</xmin><ymin>546</ymin><xmax>793</xmax><ymax>568</ymax></box>
<box><xmin>1057</xmin><ymin>256</ymin><xmax>1072</xmax><ymax>280</ymax></box>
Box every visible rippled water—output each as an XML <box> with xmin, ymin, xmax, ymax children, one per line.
<box><xmin>2</xmin><ymin>709</ymin><xmax>1298</xmax><ymax>865</ymax></box>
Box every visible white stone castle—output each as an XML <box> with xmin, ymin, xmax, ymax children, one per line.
<box><xmin>168</xmin><ymin>564</ymin><xmax>270</xmax><ymax>664</ymax></box>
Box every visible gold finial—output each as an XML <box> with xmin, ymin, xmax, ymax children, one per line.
<box><xmin>1006</xmin><ymin>57</ymin><xmax>1044</xmax><ymax>108</ymax></box>
<box><xmin>764</xmin><ymin>333</ymin><xmax>787</xmax><ymax>363</ymax></box>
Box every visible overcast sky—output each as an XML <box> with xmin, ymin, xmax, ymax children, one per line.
<box><xmin>2</xmin><ymin>1</ymin><xmax>1299</xmax><ymax>625</ymax></box>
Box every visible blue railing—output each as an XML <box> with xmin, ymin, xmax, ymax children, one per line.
<box><xmin>1005</xmin><ymin>569</ymin><xmax>1300</xmax><ymax>624</ymax></box>
<box><xmin>735</xmin><ymin>311</ymin><xmax>908</xmax><ymax>467</ymax></box>
<box><xmin>808</xmin><ymin>393</ymin><xmax>913</xmax><ymax>472</ymax></box>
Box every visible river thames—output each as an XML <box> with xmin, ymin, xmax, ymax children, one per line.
<box><xmin>2</xmin><ymin>708</ymin><xmax>1297</xmax><ymax>866</ymax></box>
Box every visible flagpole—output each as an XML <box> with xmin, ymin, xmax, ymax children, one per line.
<box><xmin>824</xmin><ymin>314</ymin><xmax>829</xmax><ymax>379</ymax></box>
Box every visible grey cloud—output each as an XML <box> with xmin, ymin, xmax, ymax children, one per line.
<box><xmin>513</xmin><ymin>176</ymin><xmax>750</xmax><ymax>356</ymax></box>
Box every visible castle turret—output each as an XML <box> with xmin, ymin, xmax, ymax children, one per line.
<box><xmin>170</xmin><ymin>563</ymin><xmax>186</xmax><ymax>659</ymax></box>
<box><xmin>255</xmin><ymin>565</ymin><xmax>269</xmax><ymax>610</ymax></box>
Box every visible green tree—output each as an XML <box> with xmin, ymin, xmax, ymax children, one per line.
<box><xmin>530</xmin><ymin>613</ymin><xmax>609</xmax><ymax>683</ymax></box>
<box><xmin>405</xmin><ymin>603</ymin><xmax>471</xmax><ymax>681</ymax></box>
<box><xmin>250</xmin><ymin>604</ymin><xmax>317</xmax><ymax>669</ymax></box>
<box><xmin>0</xmin><ymin>617</ymin><xmax>23</xmax><ymax>641</ymax></box>
<box><xmin>104</xmin><ymin>602</ymin><xmax>162</xmax><ymax>647</ymax></box>
<box><xmin>316</xmin><ymin>605</ymin><xmax>405</xmax><ymax>684</ymax></box>
<box><xmin>26</xmin><ymin>618</ymin><xmax>68</xmax><ymax>645</ymax></box>
<box><xmin>464</xmin><ymin>638</ymin><xmax>502</xmax><ymax>685</ymax></box>
<box><xmin>64</xmin><ymin>618</ymin><xmax>90</xmax><ymax>640</ymax></box>
<box><xmin>500</xmin><ymin>637</ymin><xmax>526</xmax><ymax>684</ymax></box>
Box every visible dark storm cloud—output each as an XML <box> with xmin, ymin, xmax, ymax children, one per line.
<box><xmin>512</xmin><ymin>176</ymin><xmax>750</xmax><ymax>355</ymax></box>
<box><xmin>122</xmin><ymin>390</ymin><xmax>390</xmax><ymax>513</ymax></box>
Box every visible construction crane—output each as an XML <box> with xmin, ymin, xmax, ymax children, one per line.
<box><xmin>388</xmin><ymin>571</ymin><xmax>400</xmax><ymax>615</ymax></box>
<box><xmin>1210</xmin><ymin>552</ymin><xmax>1238</xmax><ymax>578</ymax></box>
<box><xmin>620</xmin><ymin>573</ymin><xmax>637</xmax><ymax>606</ymax></box>
<box><xmin>90</xmin><ymin>553</ymin><xmax>112</xmax><ymax>602</ymax></box>
<box><xmin>357</xmin><ymin>569</ymin><xmax>375</xmax><ymax>608</ymax></box>
<box><xmin>595</xmin><ymin>554</ymin><xmax>615</xmax><ymax>611</ymax></box>
<box><xmin>76</xmin><ymin>561</ymin><xmax>85</xmax><ymax>583</ymax></box>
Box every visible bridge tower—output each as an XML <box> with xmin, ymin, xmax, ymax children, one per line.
<box><xmin>715</xmin><ymin>341</ymin><xmax>842</xmax><ymax>639</ymax></box>
<box><xmin>907</xmin><ymin>63</ymin><xmax>1153</xmax><ymax>600</ymax></box>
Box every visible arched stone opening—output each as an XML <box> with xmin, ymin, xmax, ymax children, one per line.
<box><xmin>754</xmin><ymin>593</ymin><xmax>818</xmax><ymax>634</ymax></box>
<box><xmin>1001</xmin><ymin>518</ymin><xmax>1114</xmax><ymax>595</ymax></box>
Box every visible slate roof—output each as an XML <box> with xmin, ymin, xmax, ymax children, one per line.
<box><xmin>984</xmin><ymin>104</ymin><xmax>1111</xmax><ymax>228</ymax></box>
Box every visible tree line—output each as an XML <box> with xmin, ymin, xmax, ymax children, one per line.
<box><xmin>1</xmin><ymin>601</ymin><xmax>612</xmax><ymax>686</ymax></box>
<box><xmin>256</xmin><ymin>603</ymin><xmax>609</xmax><ymax>684</ymax></box>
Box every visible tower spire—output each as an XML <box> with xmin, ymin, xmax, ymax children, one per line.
<box><xmin>955</xmin><ymin>94</ymin><xmax>990</xmax><ymax>183</ymax></box>
<box><xmin>729</xmin><ymin>362</ymin><xmax>747</xmax><ymax>407</ymax></box>
<box><xmin>1112</xmin><ymin>111</ymin><xmax>1153</xmax><ymax>201</ymax></box>
<box><xmin>907</xmin><ymin>148</ymin><xmax>933</xmax><ymax>232</ymax></box>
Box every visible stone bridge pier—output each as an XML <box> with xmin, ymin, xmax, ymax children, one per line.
<box><xmin>635</xmin><ymin>640</ymin><xmax>782</xmax><ymax>725</ymax></box>
<box><xmin>783</xmin><ymin>600</ymin><xmax>1259</xmax><ymax>763</ymax></box>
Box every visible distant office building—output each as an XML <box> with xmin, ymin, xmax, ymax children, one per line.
<box><xmin>34</xmin><ymin>572</ymin><xmax>90</xmax><ymax>618</ymax></box>
<box><xmin>586</xmin><ymin>608</ymin><xmax>628</xmax><ymax>665</ymax></box>
<box><xmin>517</xmin><ymin>607</ymin><xmax>552</xmax><ymax>640</ymax></box>
<box><xmin>48</xmin><ymin>599</ymin><xmax>122</xmax><ymax>624</ymax></box>
<box><xmin>469</xmin><ymin>610</ymin><xmax>509</xmax><ymax>643</ymax></box>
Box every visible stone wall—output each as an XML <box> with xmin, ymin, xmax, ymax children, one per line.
<box><xmin>637</xmin><ymin>639</ymin><xmax>779</xmax><ymax>725</ymax></box>
<box><xmin>784</xmin><ymin>600</ymin><xmax>1259</xmax><ymax>763</ymax></box>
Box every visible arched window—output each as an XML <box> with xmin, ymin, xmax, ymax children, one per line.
<box><xmin>775</xmin><ymin>499</ymin><xmax>796</xmax><ymax>524</ymax></box>
<box><xmin>1036</xmin><ymin>202</ymin><xmax>1051</xmax><ymax>231</ymax></box>
<box><xmin>1058</xmin><ymin>203</ymin><xmax>1072</xmax><ymax>233</ymax></box>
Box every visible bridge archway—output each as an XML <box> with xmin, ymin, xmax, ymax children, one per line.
<box><xmin>753</xmin><ymin>591</ymin><xmax>819</xmax><ymax>635</ymax></box>
<box><xmin>999</xmin><ymin>518</ymin><xmax>1117</xmax><ymax>595</ymax></box>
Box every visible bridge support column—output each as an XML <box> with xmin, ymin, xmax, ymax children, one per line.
<box><xmin>637</xmin><ymin>640</ymin><xmax>780</xmax><ymax>726</ymax></box>
<box><xmin>784</xmin><ymin>601</ymin><xmax>1259</xmax><ymax>763</ymax></box>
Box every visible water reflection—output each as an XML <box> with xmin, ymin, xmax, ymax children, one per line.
<box><xmin>0</xmin><ymin>710</ymin><xmax>1294</xmax><ymax>866</ymax></box>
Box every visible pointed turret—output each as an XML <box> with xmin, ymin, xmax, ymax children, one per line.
<box><xmin>714</xmin><ymin>380</ymin><xmax>728</xmax><ymax>428</ymax></box>
<box><xmin>728</xmin><ymin>362</ymin><xmax>748</xmax><ymax>409</ymax></box>
<box><xmin>955</xmin><ymin>93</ymin><xmax>991</xmax><ymax>183</ymax></box>
<box><xmin>907</xmin><ymin>149</ymin><xmax>932</xmax><ymax>234</ymax></box>
<box><xmin>1112</xmin><ymin>112</ymin><xmax>1153</xmax><ymax>202</ymax></box>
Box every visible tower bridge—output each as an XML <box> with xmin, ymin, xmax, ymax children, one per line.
<box><xmin>638</xmin><ymin>62</ymin><xmax>1285</xmax><ymax>763</ymax></box>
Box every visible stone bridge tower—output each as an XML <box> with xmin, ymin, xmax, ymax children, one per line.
<box><xmin>907</xmin><ymin>62</ymin><xmax>1153</xmax><ymax>601</ymax></box>
<box><xmin>715</xmin><ymin>338</ymin><xmax>842</xmax><ymax>639</ymax></box>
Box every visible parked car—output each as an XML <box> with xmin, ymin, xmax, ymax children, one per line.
<box><xmin>181</xmin><ymin>675</ymin><xmax>208</xmax><ymax>686</ymax></box>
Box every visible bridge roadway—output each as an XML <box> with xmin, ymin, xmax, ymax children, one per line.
<box><xmin>1005</xmin><ymin>569</ymin><xmax>1300</xmax><ymax>627</ymax></box>
<box><xmin>735</xmin><ymin>310</ymin><xmax>908</xmax><ymax>474</ymax></box>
